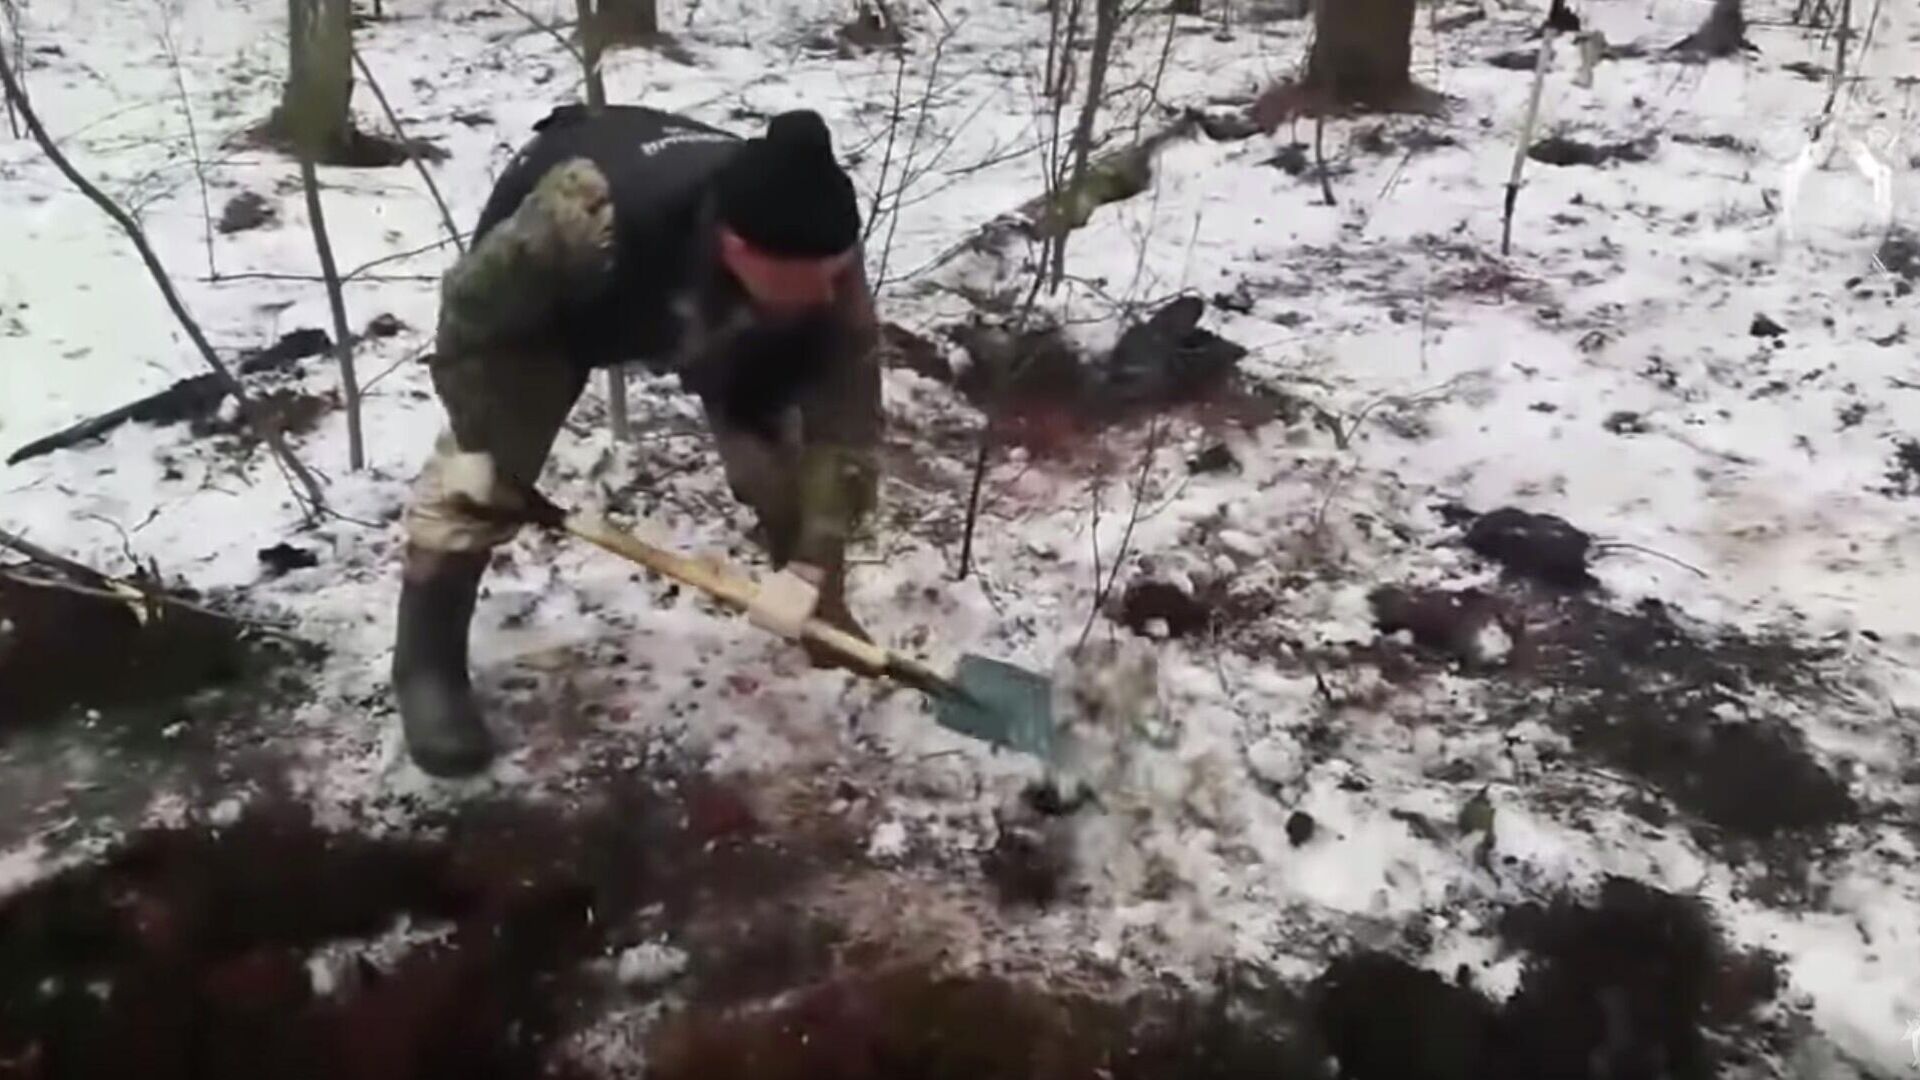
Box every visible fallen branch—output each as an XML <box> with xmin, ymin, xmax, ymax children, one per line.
<box><xmin>0</xmin><ymin>526</ymin><xmax>301</xmax><ymax>639</ymax></box>
<box><xmin>5</xmin><ymin>330</ymin><xmax>331</xmax><ymax>466</ymax></box>
<box><xmin>0</xmin><ymin>44</ymin><xmax>328</xmax><ymax>517</ymax></box>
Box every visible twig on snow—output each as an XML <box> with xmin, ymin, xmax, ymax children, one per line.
<box><xmin>1594</xmin><ymin>541</ymin><xmax>1710</xmax><ymax>579</ymax></box>
<box><xmin>1075</xmin><ymin>416</ymin><xmax>1165</xmax><ymax>652</ymax></box>
<box><xmin>498</xmin><ymin>0</ymin><xmax>591</xmax><ymax>69</ymax></box>
<box><xmin>350</xmin><ymin>44</ymin><xmax>465</xmax><ymax>254</ymax></box>
<box><xmin>0</xmin><ymin>44</ymin><xmax>328</xmax><ymax>519</ymax></box>
<box><xmin>955</xmin><ymin>419</ymin><xmax>993</xmax><ymax>581</ymax></box>
<box><xmin>158</xmin><ymin>5</ymin><xmax>216</xmax><ymax>280</ymax></box>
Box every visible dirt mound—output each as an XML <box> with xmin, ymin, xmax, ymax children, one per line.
<box><xmin>948</xmin><ymin>299</ymin><xmax>1297</xmax><ymax>454</ymax></box>
<box><xmin>1368</xmin><ymin>579</ymin><xmax>1857</xmax><ymax>882</ymax></box>
<box><xmin>647</xmin><ymin>964</ymin><xmax>1316</xmax><ymax>1080</ymax></box>
<box><xmin>0</xmin><ymin>571</ymin><xmax>311</xmax><ymax>740</ymax></box>
<box><xmin>1495</xmin><ymin>876</ymin><xmax>1783</xmax><ymax>1078</ymax></box>
<box><xmin>647</xmin><ymin>876</ymin><xmax>1782</xmax><ymax>1080</ymax></box>
<box><xmin>0</xmin><ymin>775</ymin><xmax>831</xmax><ymax>1080</ymax></box>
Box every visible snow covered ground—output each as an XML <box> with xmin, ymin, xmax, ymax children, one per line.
<box><xmin>3</xmin><ymin>0</ymin><xmax>1920</xmax><ymax>1074</ymax></box>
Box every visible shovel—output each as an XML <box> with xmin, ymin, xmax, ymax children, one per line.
<box><xmin>495</xmin><ymin>486</ymin><xmax>1058</xmax><ymax>761</ymax></box>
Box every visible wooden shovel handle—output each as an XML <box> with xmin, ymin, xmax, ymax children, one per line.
<box><xmin>558</xmin><ymin>510</ymin><xmax>895</xmax><ymax>675</ymax></box>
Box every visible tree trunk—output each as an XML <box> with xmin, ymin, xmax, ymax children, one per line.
<box><xmin>597</xmin><ymin>0</ymin><xmax>660</xmax><ymax>42</ymax></box>
<box><xmin>1306</xmin><ymin>0</ymin><xmax>1414</xmax><ymax>105</ymax></box>
<box><xmin>276</xmin><ymin>0</ymin><xmax>354</xmax><ymax>158</ymax></box>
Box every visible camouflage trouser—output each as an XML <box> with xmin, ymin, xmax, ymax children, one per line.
<box><xmin>401</xmin><ymin>350</ymin><xmax>809</xmax><ymax>564</ymax></box>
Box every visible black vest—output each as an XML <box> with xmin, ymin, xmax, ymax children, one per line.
<box><xmin>473</xmin><ymin>104</ymin><xmax>747</xmax><ymax>371</ymax></box>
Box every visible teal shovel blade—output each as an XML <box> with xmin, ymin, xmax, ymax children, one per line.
<box><xmin>932</xmin><ymin>654</ymin><xmax>1056</xmax><ymax>761</ymax></box>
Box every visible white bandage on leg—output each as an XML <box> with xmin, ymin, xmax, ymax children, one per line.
<box><xmin>401</xmin><ymin>431</ymin><xmax>522</xmax><ymax>553</ymax></box>
<box><xmin>440</xmin><ymin>450</ymin><xmax>500</xmax><ymax>508</ymax></box>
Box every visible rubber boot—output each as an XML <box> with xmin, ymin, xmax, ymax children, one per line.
<box><xmin>802</xmin><ymin>568</ymin><xmax>874</xmax><ymax>672</ymax></box>
<box><xmin>391</xmin><ymin>547</ymin><xmax>495</xmax><ymax>777</ymax></box>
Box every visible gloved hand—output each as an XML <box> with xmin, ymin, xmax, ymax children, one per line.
<box><xmin>748</xmin><ymin>562</ymin><xmax>826</xmax><ymax>639</ymax></box>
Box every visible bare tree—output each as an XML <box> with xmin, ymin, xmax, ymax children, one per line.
<box><xmin>1310</xmin><ymin>0</ymin><xmax>1416</xmax><ymax>104</ymax></box>
<box><xmin>1254</xmin><ymin>0</ymin><xmax>1440</xmax><ymax>127</ymax></box>
<box><xmin>1047</xmin><ymin>0</ymin><xmax>1121</xmax><ymax>292</ymax></box>
<box><xmin>2</xmin><ymin>0</ymin><xmax>22</xmax><ymax>138</ymax></box>
<box><xmin>270</xmin><ymin>0</ymin><xmax>355</xmax><ymax>160</ymax></box>
<box><xmin>596</xmin><ymin>0</ymin><xmax>659</xmax><ymax>42</ymax></box>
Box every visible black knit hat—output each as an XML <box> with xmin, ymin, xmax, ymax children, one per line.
<box><xmin>715</xmin><ymin>110</ymin><xmax>861</xmax><ymax>259</ymax></box>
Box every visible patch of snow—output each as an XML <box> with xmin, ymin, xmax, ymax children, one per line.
<box><xmin>866</xmin><ymin>820</ymin><xmax>909</xmax><ymax>861</ymax></box>
<box><xmin>615</xmin><ymin>941</ymin><xmax>690</xmax><ymax>989</ymax></box>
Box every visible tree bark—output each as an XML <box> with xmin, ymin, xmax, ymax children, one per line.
<box><xmin>1306</xmin><ymin>0</ymin><xmax>1415</xmax><ymax>106</ymax></box>
<box><xmin>596</xmin><ymin>0</ymin><xmax>660</xmax><ymax>41</ymax></box>
<box><xmin>275</xmin><ymin>0</ymin><xmax>354</xmax><ymax>158</ymax></box>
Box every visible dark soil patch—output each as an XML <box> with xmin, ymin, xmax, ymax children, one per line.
<box><xmin>1875</xmin><ymin>230</ymin><xmax>1920</xmax><ymax>281</ymax></box>
<box><xmin>1117</xmin><ymin>576</ymin><xmax>1275</xmax><ymax>641</ymax></box>
<box><xmin>1529</xmin><ymin>134</ymin><xmax>1658</xmax><ymax>167</ymax></box>
<box><xmin>1368</xmin><ymin>571</ymin><xmax>1857</xmax><ymax>869</ymax></box>
<box><xmin>257</xmin><ymin>542</ymin><xmax>320</xmax><ymax>577</ymax></box>
<box><xmin>217</xmin><ymin>191</ymin><xmax>277</xmax><ymax>234</ymax></box>
<box><xmin>646</xmin><ymin>874</ymin><xmax>1781</xmax><ymax>1080</ymax></box>
<box><xmin>0</xmin><ymin>775</ymin><xmax>834</xmax><ymax>1079</ymax></box>
<box><xmin>647</xmin><ymin>963</ymin><xmax>1320</xmax><ymax>1080</ymax></box>
<box><xmin>197</xmin><ymin>387</ymin><xmax>337</xmax><ymax>449</ymax></box>
<box><xmin>1488</xmin><ymin>48</ymin><xmax>1543</xmax><ymax>70</ymax></box>
<box><xmin>878</xmin><ymin>321</ymin><xmax>952</xmax><ymax>383</ymax></box>
<box><xmin>1369</xmin><ymin>585</ymin><xmax>1511</xmax><ymax>670</ymax></box>
<box><xmin>950</xmin><ymin>298</ymin><xmax>1297</xmax><ymax>453</ymax></box>
<box><xmin>1460</xmin><ymin>506</ymin><xmax>1598</xmax><ymax>590</ymax></box>
<box><xmin>1878</xmin><ymin>438</ymin><xmax>1920</xmax><ymax>497</ymax></box>
<box><xmin>1496</xmin><ymin>876</ymin><xmax>1785</xmax><ymax>1077</ymax></box>
<box><xmin>244</xmin><ymin>115</ymin><xmax>447</xmax><ymax>168</ymax></box>
<box><xmin>0</xmin><ymin>570</ymin><xmax>311</xmax><ymax>739</ymax></box>
<box><xmin>1353</xmin><ymin>123</ymin><xmax>1458</xmax><ymax>155</ymax></box>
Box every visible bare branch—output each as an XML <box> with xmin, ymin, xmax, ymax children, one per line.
<box><xmin>298</xmin><ymin>157</ymin><xmax>366</xmax><ymax>471</ymax></box>
<box><xmin>498</xmin><ymin>0</ymin><xmax>590</xmax><ymax>69</ymax></box>
<box><xmin>350</xmin><ymin>44</ymin><xmax>465</xmax><ymax>254</ymax></box>
<box><xmin>158</xmin><ymin>5</ymin><xmax>216</xmax><ymax>280</ymax></box>
<box><xmin>1075</xmin><ymin>416</ymin><xmax>1164</xmax><ymax>652</ymax></box>
<box><xmin>570</xmin><ymin>0</ymin><xmax>609</xmax><ymax>108</ymax></box>
<box><xmin>955</xmin><ymin>419</ymin><xmax>992</xmax><ymax>580</ymax></box>
<box><xmin>0</xmin><ymin>43</ymin><xmax>328</xmax><ymax>518</ymax></box>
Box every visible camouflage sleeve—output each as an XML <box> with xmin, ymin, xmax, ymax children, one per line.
<box><xmin>434</xmin><ymin>157</ymin><xmax>616</xmax><ymax>360</ymax></box>
<box><xmin>790</xmin><ymin>255</ymin><xmax>883</xmax><ymax>574</ymax></box>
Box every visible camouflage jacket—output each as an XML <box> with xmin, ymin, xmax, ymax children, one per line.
<box><xmin>436</xmin><ymin>104</ymin><xmax>881</xmax><ymax>572</ymax></box>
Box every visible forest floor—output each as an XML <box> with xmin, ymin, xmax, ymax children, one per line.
<box><xmin>3</xmin><ymin>0</ymin><xmax>1919</xmax><ymax>1075</ymax></box>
